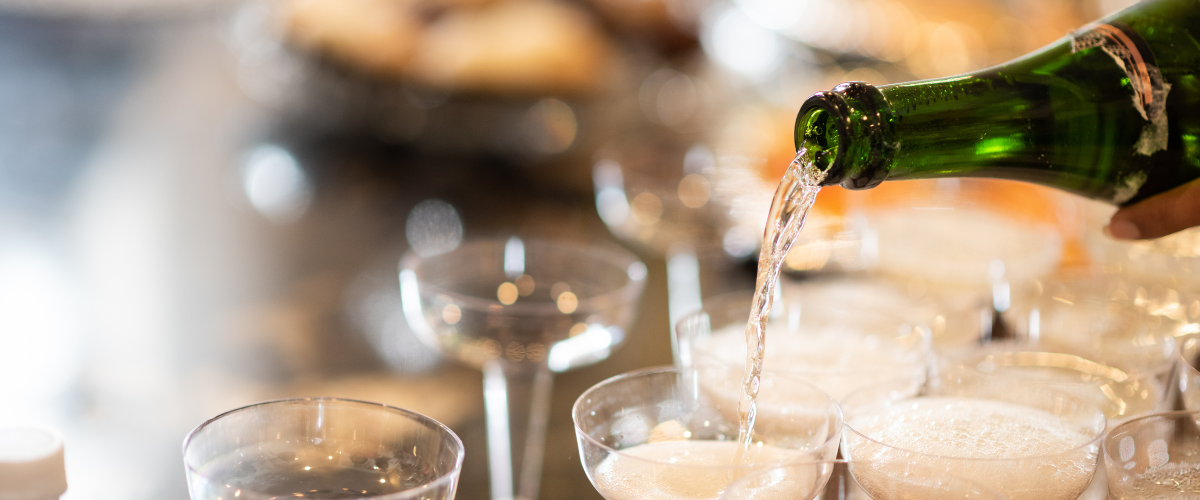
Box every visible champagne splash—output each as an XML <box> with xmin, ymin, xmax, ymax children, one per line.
<box><xmin>737</xmin><ymin>149</ymin><xmax>826</xmax><ymax>453</ymax></box>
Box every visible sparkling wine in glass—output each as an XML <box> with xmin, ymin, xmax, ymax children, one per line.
<box><xmin>720</xmin><ymin>460</ymin><xmax>1008</xmax><ymax>500</ymax></box>
<box><xmin>1104</xmin><ymin>410</ymin><xmax>1200</xmax><ymax>499</ymax></box>
<box><xmin>573</xmin><ymin>366</ymin><xmax>842</xmax><ymax>500</ymax></box>
<box><xmin>840</xmin><ymin>376</ymin><xmax>1105</xmax><ymax>500</ymax></box>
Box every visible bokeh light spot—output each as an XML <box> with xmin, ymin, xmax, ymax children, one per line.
<box><xmin>242</xmin><ymin>144</ymin><xmax>313</xmax><ymax>224</ymax></box>
<box><xmin>677</xmin><ymin>174</ymin><xmax>711</xmax><ymax>208</ymax></box>
<box><xmin>406</xmin><ymin>199</ymin><xmax>463</xmax><ymax>258</ymax></box>
<box><xmin>442</xmin><ymin>304</ymin><xmax>462</xmax><ymax>325</ymax></box>
<box><xmin>515</xmin><ymin>274</ymin><xmax>536</xmax><ymax>296</ymax></box>
<box><xmin>497</xmin><ymin>282</ymin><xmax>518</xmax><ymax>305</ymax></box>
<box><xmin>557</xmin><ymin>291</ymin><xmax>579</xmax><ymax>314</ymax></box>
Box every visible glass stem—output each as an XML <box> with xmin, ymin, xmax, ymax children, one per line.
<box><xmin>483</xmin><ymin>358</ymin><xmax>554</xmax><ymax>500</ymax></box>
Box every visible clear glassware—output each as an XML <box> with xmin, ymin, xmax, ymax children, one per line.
<box><xmin>942</xmin><ymin>274</ymin><xmax>1182</xmax><ymax>425</ymax></box>
<box><xmin>1078</xmin><ymin>196</ymin><xmax>1200</xmax><ymax>292</ymax></box>
<box><xmin>857</xmin><ymin>179</ymin><xmax>1068</xmax><ymax>346</ymax></box>
<box><xmin>182</xmin><ymin>398</ymin><xmax>465</xmax><ymax>500</ymax></box>
<box><xmin>719</xmin><ymin>460</ymin><xmax>1008</xmax><ymax>500</ymax></box>
<box><xmin>1103</xmin><ymin>410</ymin><xmax>1200</xmax><ymax>499</ymax></box>
<box><xmin>840</xmin><ymin>376</ymin><xmax>1106</xmax><ymax>500</ymax></box>
<box><xmin>399</xmin><ymin>237</ymin><xmax>646</xmax><ymax>500</ymax></box>
<box><xmin>674</xmin><ymin>288</ymin><xmax>931</xmax><ymax>401</ymax></box>
<box><xmin>1179</xmin><ymin>336</ymin><xmax>1200</xmax><ymax>413</ymax></box>
<box><xmin>591</xmin><ymin>132</ymin><xmax>751</xmax><ymax>336</ymax></box>
<box><xmin>572</xmin><ymin>366</ymin><xmax>842</xmax><ymax>500</ymax></box>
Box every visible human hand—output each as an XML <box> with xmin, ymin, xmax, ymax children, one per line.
<box><xmin>1106</xmin><ymin>177</ymin><xmax>1200</xmax><ymax>240</ymax></box>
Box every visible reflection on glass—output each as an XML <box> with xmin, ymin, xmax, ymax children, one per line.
<box><xmin>344</xmin><ymin>268</ymin><xmax>441</xmax><ymax>374</ymax></box>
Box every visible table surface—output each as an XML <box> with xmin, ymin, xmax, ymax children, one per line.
<box><xmin>0</xmin><ymin>13</ymin><xmax>689</xmax><ymax>500</ymax></box>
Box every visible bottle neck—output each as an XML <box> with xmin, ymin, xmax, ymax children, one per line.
<box><xmin>795</xmin><ymin>29</ymin><xmax>1187</xmax><ymax>204</ymax></box>
<box><xmin>796</xmin><ymin>73</ymin><xmax>1056</xmax><ymax>191</ymax></box>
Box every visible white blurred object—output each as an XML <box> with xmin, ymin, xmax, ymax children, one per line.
<box><xmin>405</xmin><ymin>199</ymin><xmax>464</xmax><ymax>258</ymax></box>
<box><xmin>241</xmin><ymin>144</ymin><xmax>313</xmax><ymax>224</ymax></box>
<box><xmin>701</xmin><ymin>4</ymin><xmax>784</xmax><ymax>79</ymax></box>
<box><xmin>867</xmin><ymin>205</ymin><xmax>1062</xmax><ymax>291</ymax></box>
<box><xmin>0</xmin><ymin>240</ymin><xmax>86</xmax><ymax>405</ymax></box>
<box><xmin>0</xmin><ymin>426</ymin><xmax>66</xmax><ymax>500</ymax></box>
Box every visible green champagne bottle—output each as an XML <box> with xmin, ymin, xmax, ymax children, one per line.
<box><xmin>795</xmin><ymin>0</ymin><xmax>1200</xmax><ymax>205</ymax></box>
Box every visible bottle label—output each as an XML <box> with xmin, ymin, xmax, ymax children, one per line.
<box><xmin>1072</xmin><ymin>21</ymin><xmax>1170</xmax><ymax>159</ymax></box>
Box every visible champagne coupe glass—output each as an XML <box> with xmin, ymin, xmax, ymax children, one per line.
<box><xmin>1103</xmin><ymin>410</ymin><xmax>1200</xmax><ymax>498</ymax></box>
<box><xmin>942</xmin><ymin>275</ymin><xmax>1182</xmax><ymax>425</ymax></box>
<box><xmin>182</xmin><ymin>398</ymin><xmax>465</xmax><ymax>500</ymax></box>
<box><xmin>840</xmin><ymin>376</ymin><xmax>1106</xmax><ymax>500</ymax></box>
<box><xmin>719</xmin><ymin>461</ymin><xmax>1008</xmax><ymax>500</ymax></box>
<box><xmin>399</xmin><ymin>237</ymin><xmax>646</xmax><ymax>500</ymax></box>
<box><xmin>572</xmin><ymin>366</ymin><xmax>842</xmax><ymax>500</ymax></box>
<box><xmin>675</xmin><ymin>289</ymin><xmax>931</xmax><ymax>401</ymax></box>
<box><xmin>858</xmin><ymin>179</ymin><xmax>1067</xmax><ymax>346</ymax></box>
<box><xmin>591</xmin><ymin>135</ymin><xmax>750</xmax><ymax>344</ymax></box>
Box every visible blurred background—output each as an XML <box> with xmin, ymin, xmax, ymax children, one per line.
<box><xmin>0</xmin><ymin>0</ymin><xmax>1159</xmax><ymax>498</ymax></box>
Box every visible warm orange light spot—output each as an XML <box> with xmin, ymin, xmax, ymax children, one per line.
<box><xmin>497</xmin><ymin>282</ymin><xmax>518</xmax><ymax>305</ymax></box>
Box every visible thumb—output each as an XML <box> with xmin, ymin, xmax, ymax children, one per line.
<box><xmin>1107</xmin><ymin>177</ymin><xmax>1200</xmax><ymax>240</ymax></box>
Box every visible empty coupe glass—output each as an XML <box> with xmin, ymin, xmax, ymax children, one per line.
<box><xmin>400</xmin><ymin>237</ymin><xmax>646</xmax><ymax>500</ymax></box>
<box><xmin>183</xmin><ymin>398</ymin><xmax>464</xmax><ymax>500</ymax></box>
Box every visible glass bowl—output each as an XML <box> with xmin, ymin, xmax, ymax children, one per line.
<box><xmin>573</xmin><ymin>366</ymin><xmax>842</xmax><ymax>500</ymax></box>
<box><xmin>182</xmin><ymin>397</ymin><xmax>464</xmax><ymax>500</ymax></box>
<box><xmin>841</xmin><ymin>376</ymin><xmax>1105</xmax><ymax>500</ymax></box>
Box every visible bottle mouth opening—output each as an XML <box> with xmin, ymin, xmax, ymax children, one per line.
<box><xmin>795</xmin><ymin>95</ymin><xmax>847</xmax><ymax>185</ymax></box>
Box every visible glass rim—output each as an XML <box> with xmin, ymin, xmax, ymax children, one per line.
<box><xmin>674</xmin><ymin>291</ymin><xmax>933</xmax><ymax>378</ymax></box>
<box><xmin>941</xmin><ymin>345</ymin><xmax>1179</xmax><ymax>385</ymax></box>
<box><xmin>400</xmin><ymin>237</ymin><xmax>646</xmax><ymax>315</ymax></box>
<box><xmin>842</xmin><ymin>389</ymin><xmax>1107</xmax><ymax>463</ymax></box>
<box><xmin>572</xmin><ymin>365</ymin><xmax>844</xmax><ymax>472</ymax></box>
<box><xmin>182</xmin><ymin>397</ymin><xmax>466</xmax><ymax>498</ymax></box>
<box><xmin>1104</xmin><ymin>409</ymin><xmax>1200</xmax><ymax>446</ymax></box>
<box><xmin>1181</xmin><ymin>346</ymin><xmax>1200</xmax><ymax>376</ymax></box>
